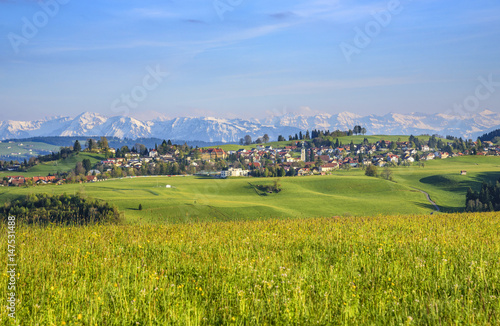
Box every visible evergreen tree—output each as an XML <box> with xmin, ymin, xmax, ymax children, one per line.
<box><xmin>73</xmin><ymin>140</ymin><xmax>82</xmax><ymax>153</ymax></box>
<box><xmin>82</xmin><ymin>159</ymin><xmax>92</xmax><ymax>174</ymax></box>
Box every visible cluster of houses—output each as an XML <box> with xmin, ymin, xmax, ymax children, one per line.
<box><xmin>216</xmin><ymin>142</ymin><xmax>451</xmax><ymax>172</ymax></box>
<box><xmin>3</xmin><ymin>138</ymin><xmax>499</xmax><ymax>185</ymax></box>
<box><xmin>212</xmin><ymin>139</ymin><xmax>499</xmax><ymax>177</ymax></box>
<box><xmin>3</xmin><ymin>175</ymin><xmax>58</xmax><ymax>186</ymax></box>
<box><xmin>2</xmin><ymin>174</ymin><xmax>101</xmax><ymax>187</ymax></box>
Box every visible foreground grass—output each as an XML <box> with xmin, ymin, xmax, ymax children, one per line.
<box><xmin>1</xmin><ymin>212</ymin><xmax>499</xmax><ymax>325</ymax></box>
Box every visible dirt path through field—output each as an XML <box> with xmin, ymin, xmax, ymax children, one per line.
<box><xmin>410</xmin><ymin>187</ymin><xmax>440</xmax><ymax>212</ymax></box>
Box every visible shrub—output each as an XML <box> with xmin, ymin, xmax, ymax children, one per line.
<box><xmin>365</xmin><ymin>164</ymin><xmax>378</xmax><ymax>177</ymax></box>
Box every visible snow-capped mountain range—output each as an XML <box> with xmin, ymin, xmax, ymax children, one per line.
<box><xmin>1</xmin><ymin>110</ymin><xmax>499</xmax><ymax>143</ymax></box>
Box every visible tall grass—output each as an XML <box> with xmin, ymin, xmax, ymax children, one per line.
<box><xmin>1</xmin><ymin>212</ymin><xmax>499</xmax><ymax>324</ymax></box>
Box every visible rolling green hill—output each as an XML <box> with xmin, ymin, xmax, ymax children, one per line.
<box><xmin>0</xmin><ymin>141</ymin><xmax>60</xmax><ymax>159</ymax></box>
<box><xmin>2</xmin><ymin>156</ymin><xmax>498</xmax><ymax>223</ymax></box>
<box><xmin>0</xmin><ymin>174</ymin><xmax>429</xmax><ymax>224</ymax></box>
<box><xmin>391</xmin><ymin>156</ymin><xmax>500</xmax><ymax>212</ymax></box>
<box><xmin>0</xmin><ymin>152</ymin><xmax>105</xmax><ymax>178</ymax></box>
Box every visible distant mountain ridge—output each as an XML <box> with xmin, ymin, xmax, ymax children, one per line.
<box><xmin>1</xmin><ymin>110</ymin><xmax>499</xmax><ymax>142</ymax></box>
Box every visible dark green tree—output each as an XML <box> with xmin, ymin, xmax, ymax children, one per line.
<box><xmin>73</xmin><ymin>140</ymin><xmax>81</xmax><ymax>153</ymax></box>
<box><xmin>82</xmin><ymin>159</ymin><xmax>92</xmax><ymax>174</ymax></box>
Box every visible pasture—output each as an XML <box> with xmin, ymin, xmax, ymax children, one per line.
<box><xmin>0</xmin><ymin>153</ymin><xmax>104</xmax><ymax>178</ymax></box>
<box><xmin>0</xmin><ymin>156</ymin><xmax>499</xmax><ymax>324</ymax></box>
<box><xmin>2</xmin><ymin>174</ymin><xmax>429</xmax><ymax>224</ymax></box>
<box><xmin>1</xmin><ymin>156</ymin><xmax>499</xmax><ymax>224</ymax></box>
<box><xmin>0</xmin><ymin>141</ymin><xmax>60</xmax><ymax>159</ymax></box>
<box><xmin>0</xmin><ymin>212</ymin><xmax>499</xmax><ymax>324</ymax></box>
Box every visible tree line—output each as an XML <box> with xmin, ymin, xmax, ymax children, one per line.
<box><xmin>478</xmin><ymin>128</ymin><xmax>500</xmax><ymax>144</ymax></box>
<box><xmin>240</xmin><ymin>126</ymin><xmax>368</xmax><ymax>146</ymax></box>
<box><xmin>0</xmin><ymin>193</ymin><xmax>121</xmax><ymax>225</ymax></box>
<box><xmin>465</xmin><ymin>180</ymin><xmax>500</xmax><ymax>212</ymax></box>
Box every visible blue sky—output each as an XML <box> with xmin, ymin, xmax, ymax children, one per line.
<box><xmin>1</xmin><ymin>0</ymin><xmax>499</xmax><ymax>121</ymax></box>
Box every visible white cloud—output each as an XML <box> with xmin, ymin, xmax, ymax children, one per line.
<box><xmin>127</xmin><ymin>8</ymin><xmax>178</xmax><ymax>19</ymax></box>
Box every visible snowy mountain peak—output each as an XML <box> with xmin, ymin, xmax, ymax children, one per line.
<box><xmin>1</xmin><ymin>110</ymin><xmax>499</xmax><ymax>142</ymax></box>
<box><xmin>479</xmin><ymin>109</ymin><xmax>495</xmax><ymax>116</ymax></box>
<box><xmin>338</xmin><ymin>111</ymin><xmax>362</xmax><ymax>119</ymax></box>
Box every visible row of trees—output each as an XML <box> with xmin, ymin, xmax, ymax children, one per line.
<box><xmin>1</xmin><ymin>193</ymin><xmax>121</xmax><ymax>224</ymax></box>
<box><xmin>466</xmin><ymin>181</ymin><xmax>500</xmax><ymax>212</ymax></box>
<box><xmin>239</xmin><ymin>126</ymin><xmax>368</xmax><ymax>146</ymax></box>
<box><xmin>239</xmin><ymin>134</ymin><xmax>270</xmax><ymax>146</ymax></box>
<box><xmin>82</xmin><ymin>137</ymin><xmax>109</xmax><ymax>152</ymax></box>
<box><xmin>478</xmin><ymin>128</ymin><xmax>500</xmax><ymax>143</ymax></box>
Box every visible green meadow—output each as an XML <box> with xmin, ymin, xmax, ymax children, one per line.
<box><xmin>0</xmin><ymin>153</ymin><xmax>104</xmax><ymax>178</ymax></box>
<box><xmin>1</xmin><ymin>213</ymin><xmax>499</xmax><ymax>324</ymax></box>
<box><xmin>391</xmin><ymin>156</ymin><xmax>500</xmax><ymax>212</ymax></box>
<box><xmin>1</xmin><ymin>174</ymin><xmax>430</xmax><ymax>224</ymax></box>
<box><xmin>0</xmin><ymin>141</ymin><xmax>60</xmax><ymax>158</ymax></box>
<box><xmin>1</xmin><ymin>155</ymin><xmax>499</xmax><ymax>324</ymax></box>
<box><xmin>1</xmin><ymin>156</ymin><xmax>499</xmax><ymax>224</ymax></box>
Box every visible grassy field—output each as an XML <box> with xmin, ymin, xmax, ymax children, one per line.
<box><xmin>1</xmin><ymin>156</ymin><xmax>500</xmax><ymax>324</ymax></box>
<box><xmin>0</xmin><ymin>141</ymin><xmax>60</xmax><ymax>158</ymax></box>
<box><xmin>0</xmin><ymin>153</ymin><xmax>104</xmax><ymax>178</ymax></box>
<box><xmin>1</xmin><ymin>156</ymin><xmax>498</xmax><ymax>224</ymax></box>
<box><xmin>1</xmin><ymin>212</ymin><xmax>499</xmax><ymax>324</ymax></box>
<box><xmin>1</xmin><ymin>174</ymin><xmax>431</xmax><ymax>224</ymax></box>
<box><xmin>391</xmin><ymin>156</ymin><xmax>500</xmax><ymax>212</ymax></box>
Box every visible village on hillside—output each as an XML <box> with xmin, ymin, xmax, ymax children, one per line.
<box><xmin>1</xmin><ymin>134</ymin><xmax>498</xmax><ymax>187</ymax></box>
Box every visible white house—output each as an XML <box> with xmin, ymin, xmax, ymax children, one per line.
<box><xmin>319</xmin><ymin>163</ymin><xmax>339</xmax><ymax>173</ymax></box>
<box><xmin>221</xmin><ymin>168</ymin><xmax>249</xmax><ymax>178</ymax></box>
